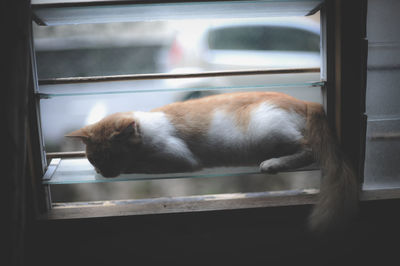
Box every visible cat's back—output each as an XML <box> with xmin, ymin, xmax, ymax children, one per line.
<box><xmin>156</xmin><ymin>91</ymin><xmax>306</xmax><ymax>112</ymax></box>
<box><xmin>151</xmin><ymin>92</ymin><xmax>308</xmax><ymax>149</ymax></box>
<box><xmin>153</xmin><ymin>91</ymin><xmax>307</xmax><ymax>126</ymax></box>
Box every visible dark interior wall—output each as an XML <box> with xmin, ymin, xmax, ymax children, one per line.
<box><xmin>2</xmin><ymin>0</ymin><xmax>32</xmax><ymax>265</ymax></box>
<box><xmin>28</xmin><ymin>200</ymin><xmax>400</xmax><ymax>265</ymax></box>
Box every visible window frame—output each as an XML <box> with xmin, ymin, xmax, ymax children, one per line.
<box><xmin>29</xmin><ymin>0</ymin><xmax>381</xmax><ymax>221</ymax></box>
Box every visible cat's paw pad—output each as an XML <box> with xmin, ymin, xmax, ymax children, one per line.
<box><xmin>260</xmin><ymin>159</ymin><xmax>281</xmax><ymax>174</ymax></box>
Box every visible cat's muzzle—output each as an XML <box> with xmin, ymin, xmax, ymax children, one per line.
<box><xmin>95</xmin><ymin>167</ymin><xmax>120</xmax><ymax>178</ymax></box>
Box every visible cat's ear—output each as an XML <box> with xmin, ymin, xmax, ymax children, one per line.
<box><xmin>111</xmin><ymin>120</ymin><xmax>140</xmax><ymax>143</ymax></box>
<box><xmin>65</xmin><ymin>128</ymin><xmax>90</xmax><ymax>143</ymax></box>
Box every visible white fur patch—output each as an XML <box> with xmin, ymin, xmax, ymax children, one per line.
<box><xmin>133</xmin><ymin>111</ymin><xmax>198</xmax><ymax>165</ymax></box>
<box><xmin>207</xmin><ymin>103</ymin><xmax>304</xmax><ymax>147</ymax></box>
<box><xmin>248</xmin><ymin>102</ymin><xmax>305</xmax><ymax>142</ymax></box>
<box><xmin>207</xmin><ymin>110</ymin><xmax>245</xmax><ymax>145</ymax></box>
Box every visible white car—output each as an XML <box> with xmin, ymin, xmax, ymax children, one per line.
<box><xmin>158</xmin><ymin>17</ymin><xmax>321</xmax><ymax>101</ymax></box>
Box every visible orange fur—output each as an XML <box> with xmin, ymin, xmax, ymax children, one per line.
<box><xmin>66</xmin><ymin>112</ymin><xmax>137</xmax><ymax>143</ymax></box>
<box><xmin>154</xmin><ymin>91</ymin><xmax>307</xmax><ymax>135</ymax></box>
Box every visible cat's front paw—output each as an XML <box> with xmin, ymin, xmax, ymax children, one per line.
<box><xmin>260</xmin><ymin>158</ymin><xmax>281</xmax><ymax>174</ymax></box>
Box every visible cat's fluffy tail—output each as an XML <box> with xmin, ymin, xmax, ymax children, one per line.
<box><xmin>305</xmin><ymin>102</ymin><xmax>359</xmax><ymax>234</ymax></box>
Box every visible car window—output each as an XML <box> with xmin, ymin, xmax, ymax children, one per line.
<box><xmin>207</xmin><ymin>25</ymin><xmax>320</xmax><ymax>52</ymax></box>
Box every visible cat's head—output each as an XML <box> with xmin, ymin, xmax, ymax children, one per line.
<box><xmin>66</xmin><ymin>112</ymin><xmax>141</xmax><ymax>178</ymax></box>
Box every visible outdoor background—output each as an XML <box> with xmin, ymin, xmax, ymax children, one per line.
<box><xmin>33</xmin><ymin>14</ymin><xmax>321</xmax><ymax>202</ymax></box>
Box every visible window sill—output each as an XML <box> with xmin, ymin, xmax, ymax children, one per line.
<box><xmin>39</xmin><ymin>189</ymin><xmax>318</xmax><ymax>220</ymax></box>
<box><xmin>38</xmin><ymin>187</ymin><xmax>400</xmax><ymax>220</ymax></box>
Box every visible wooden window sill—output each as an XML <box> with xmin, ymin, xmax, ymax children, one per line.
<box><xmin>38</xmin><ymin>187</ymin><xmax>400</xmax><ymax>220</ymax></box>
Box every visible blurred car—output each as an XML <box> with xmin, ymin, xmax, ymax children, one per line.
<box><xmin>158</xmin><ymin>17</ymin><xmax>321</xmax><ymax>100</ymax></box>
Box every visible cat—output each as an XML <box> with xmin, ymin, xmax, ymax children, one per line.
<box><xmin>66</xmin><ymin>91</ymin><xmax>358</xmax><ymax>233</ymax></box>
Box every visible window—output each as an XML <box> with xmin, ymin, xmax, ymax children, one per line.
<box><xmin>31</xmin><ymin>0</ymin><xmax>359</xmax><ymax>218</ymax></box>
<box><xmin>363</xmin><ymin>0</ymin><xmax>400</xmax><ymax>190</ymax></box>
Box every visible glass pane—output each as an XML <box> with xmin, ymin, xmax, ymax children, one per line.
<box><xmin>49</xmin><ymin>168</ymin><xmax>321</xmax><ymax>202</ymax></box>
<box><xmin>32</xmin><ymin>0</ymin><xmax>323</xmax><ymax>25</ymax></box>
<box><xmin>38</xmin><ymin>78</ymin><xmax>322</xmax><ymax>97</ymax></box>
<box><xmin>208</xmin><ymin>25</ymin><xmax>320</xmax><ymax>52</ymax></box>
<box><xmin>367</xmin><ymin>43</ymin><xmax>400</xmax><ymax>119</ymax></box>
<box><xmin>368</xmin><ymin>43</ymin><xmax>400</xmax><ymax>69</ymax></box>
<box><xmin>366</xmin><ymin>69</ymin><xmax>400</xmax><ymax>118</ymax></box>
<box><xmin>364</xmin><ymin>0</ymin><xmax>400</xmax><ymax>189</ymax></box>
<box><xmin>33</xmin><ymin>16</ymin><xmax>320</xmax><ymax>78</ymax></box>
<box><xmin>364</xmin><ymin>118</ymin><xmax>400</xmax><ymax>189</ymax></box>
<box><xmin>367</xmin><ymin>0</ymin><xmax>400</xmax><ymax>43</ymax></box>
<box><xmin>33</xmin><ymin>21</ymin><xmax>173</xmax><ymax>78</ymax></box>
<box><xmin>44</xmin><ymin>157</ymin><xmax>319</xmax><ymax>184</ymax></box>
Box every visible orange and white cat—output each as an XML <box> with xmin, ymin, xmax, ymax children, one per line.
<box><xmin>67</xmin><ymin>91</ymin><xmax>358</xmax><ymax>233</ymax></box>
